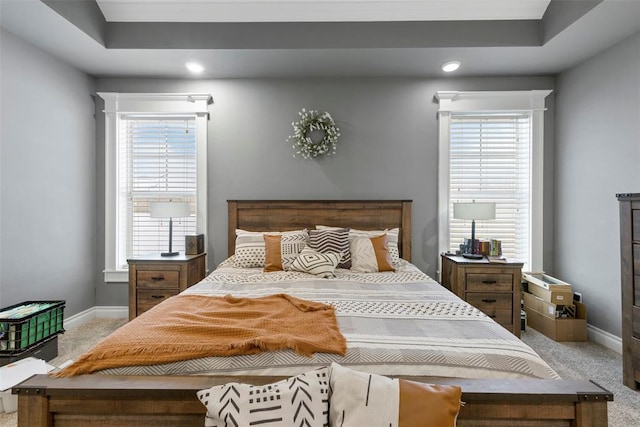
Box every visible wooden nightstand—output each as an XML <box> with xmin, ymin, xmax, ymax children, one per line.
<box><xmin>440</xmin><ymin>254</ymin><xmax>523</xmax><ymax>337</ymax></box>
<box><xmin>127</xmin><ymin>253</ymin><xmax>206</xmax><ymax>320</ymax></box>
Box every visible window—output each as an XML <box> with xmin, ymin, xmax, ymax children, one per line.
<box><xmin>449</xmin><ymin>113</ymin><xmax>531</xmax><ymax>262</ymax></box>
<box><xmin>436</xmin><ymin>90</ymin><xmax>551</xmax><ymax>271</ymax></box>
<box><xmin>100</xmin><ymin>93</ymin><xmax>211</xmax><ymax>282</ymax></box>
<box><xmin>120</xmin><ymin>115</ymin><xmax>197</xmax><ymax>259</ymax></box>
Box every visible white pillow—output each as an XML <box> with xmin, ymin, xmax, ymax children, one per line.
<box><xmin>329</xmin><ymin>363</ymin><xmax>462</xmax><ymax>427</ymax></box>
<box><xmin>288</xmin><ymin>246</ymin><xmax>342</xmax><ymax>278</ymax></box>
<box><xmin>197</xmin><ymin>366</ymin><xmax>330</xmax><ymax>427</ymax></box>
<box><xmin>350</xmin><ymin>234</ymin><xmax>395</xmax><ymax>273</ymax></box>
<box><xmin>329</xmin><ymin>363</ymin><xmax>399</xmax><ymax>426</ymax></box>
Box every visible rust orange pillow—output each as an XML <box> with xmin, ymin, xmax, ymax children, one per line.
<box><xmin>350</xmin><ymin>234</ymin><xmax>394</xmax><ymax>272</ymax></box>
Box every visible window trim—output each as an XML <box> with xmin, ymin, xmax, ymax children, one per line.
<box><xmin>99</xmin><ymin>93</ymin><xmax>211</xmax><ymax>282</ymax></box>
<box><xmin>436</xmin><ymin>90</ymin><xmax>551</xmax><ymax>272</ymax></box>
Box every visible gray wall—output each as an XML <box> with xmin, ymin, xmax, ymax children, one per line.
<box><xmin>95</xmin><ymin>76</ymin><xmax>555</xmax><ymax>307</ymax></box>
<box><xmin>0</xmin><ymin>27</ymin><xmax>558</xmax><ymax>319</ymax></box>
<box><xmin>4</xmin><ymin>18</ymin><xmax>637</xmax><ymax>342</ymax></box>
<box><xmin>0</xmin><ymin>29</ymin><xmax>97</xmax><ymax>316</ymax></box>
<box><xmin>555</xmin><ymin>31</ymin><xmax>640</xmax><ymax>337</ymax></box>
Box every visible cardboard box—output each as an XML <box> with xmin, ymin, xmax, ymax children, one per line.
<box><xmin>523</xmin><ymin>292</ymin><xmax>587</xmax><ymax>342</ymax></box>
<box><xmin>522</xmin><ymin>292</ymin><xmax>576</xmax><ymax>320</ymax></box>
<box><xmin>0</xmin><ymin>357</ymin><xmax>54</xmax><ymax>413</ymax></box>
<box><xmin>523</xmin><ymin>272</ymin><xmax>573</xmax><ymax>305</ymax></box>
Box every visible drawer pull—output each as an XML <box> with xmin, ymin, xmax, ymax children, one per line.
<box><xmin>481</xmin><ymin>299</ymin><xmax>497</xmax><ymax>303</ymax></box>
<box><xmin>151</xmin><ymin>276</ymin><xmax>165</xmax><ymax>281</ymax></box>
<box><xmin>482</xmin><ymin>280</ymin><xmax>497</xmax><ymax>284</ymax></box>
<box><xmin>151</xmin><ymin>295</ymin><xmax>165</xmax><ymax>299</ymax></box>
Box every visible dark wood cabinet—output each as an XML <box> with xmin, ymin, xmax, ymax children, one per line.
<box><xmin>127</xmin><ymin>253</ymin><xmax>206</xmax><ymax>320</ymax></box>
<box><xmin>441</xmin><ymin>254</ymin><xmax>523</xmax><ymax>337</ymax></box>
<box><xmin>617</xmin><ymin>193</ymin><xmax>640</xmax><ymax>390</ymax></box>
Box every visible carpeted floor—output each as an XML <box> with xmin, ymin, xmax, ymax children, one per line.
<box><xmin>1</xmin><ymin>319</ymin><xmax>639</xmax><ymax>426</ymax></box>
<box><xmin>0</xmin><ymin>318</ymin><xmax>127</xmax><ymax>427</ymax></box>
<box><xmin>520</xmin><ymin>327</ymin><xmax>640</xmax><ymax>426</ymax></box>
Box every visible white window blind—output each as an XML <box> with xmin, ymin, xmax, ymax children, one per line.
<box><xmin>117</xmin><ymin>115</ymin><xmax>197</xmax><ymax>268</ymax></box>
<box><xmin>448</xmin><ymin>113</ymin><xmax>531</xmax><ymax>265</ymax></box>
<box><xmin>100</xmin><ymin>92</ymin><xmax>210</xmax><ymax>282</ymax></box>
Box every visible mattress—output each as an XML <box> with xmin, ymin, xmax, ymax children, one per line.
<box><xmin>98</xmin><ymin>258</ymin><xmax>558</xmax><ymax>380</ymax></box>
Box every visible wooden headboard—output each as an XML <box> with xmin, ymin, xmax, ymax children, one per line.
<box><xmin>227</xmin><ymin>200</ymin><xmax>412</xmax><ymax>261</ymax></box>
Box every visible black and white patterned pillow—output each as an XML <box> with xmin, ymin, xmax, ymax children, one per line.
<box><xmin>234</xmin><ymin>229</ymin><xmax>308</xmax><ymax>268</ymax></box>
<box><xmin>233</xmin><ymin>229</ymin><xmax>267</xmax><ymax>268</ymax></box>
<box><xmin>264</xmin><ymin>232</ymin><xmax>310</xmax><ymax>271</ymax></box>
<box><xmin>289</xmin><ymin>247</ymin><xmax>342</xmax><ymax>278</ymax></box>
<box><xmin>197</xmin><ymin>366</ymin><xmax>330</xmax><ymax>427</ymax></box>
<box><xmin>316</xmin><ymin>226</ymin><xmax>400</xmax><ymax>266</ymax></box>
<box><xmin>309</xmin><ymin>228</ymin><xmax>351</xmax><ymax>269</ymax></box>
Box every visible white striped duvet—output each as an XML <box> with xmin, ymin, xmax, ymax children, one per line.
<box><xmin>98</xmin><ymin>258</ymin><xmax>559</xmax><ymax>380</ymax></box>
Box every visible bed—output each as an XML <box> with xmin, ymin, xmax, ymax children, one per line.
<box><xmin>15</xmin><ymin>200</ymin><xmax>612</xmax><ymax>426</ymax></box>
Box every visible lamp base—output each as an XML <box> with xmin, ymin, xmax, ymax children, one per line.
<box><xmin>462</xmin><ymin>252</ymin><xmax>484</xmax><ymax>260</ymax></box>
<box><xmin>161</xmin><ymin>251</ymin><xmax>179</xmax><ymax>257</ymax></box>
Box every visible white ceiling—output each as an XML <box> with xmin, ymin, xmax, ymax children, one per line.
<box><xmin>1</xmin><ymin>0</ymin><xmax>639</xmax><ymax>79</ymax></box>
<box><xmin>95</xmin><ymin>0</ymin><xmax>552</xmax><ymax>22</ymax></box>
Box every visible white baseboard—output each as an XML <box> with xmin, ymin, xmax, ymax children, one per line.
<box><xmin>587</xmin><ymin>324</ymin><xmax>622</xmax><ymax>354</ymax></box>
<box><xmin>64</xmin><ymin>306</ymin><xmax>128</xmax><ymax>330</ymax></box>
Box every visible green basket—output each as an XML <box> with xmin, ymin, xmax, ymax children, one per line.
<box><xmin>0</xmin><ymin>301</ymin><xmax>65</xmax><ymax>354</ymax></box>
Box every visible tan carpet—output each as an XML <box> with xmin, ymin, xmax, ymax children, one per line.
<box><xmin>1</xmin><ymin>318</ymin><xmax>638</xmax><ymax>426</ymax></box>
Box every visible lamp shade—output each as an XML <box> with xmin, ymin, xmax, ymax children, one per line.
<box><xmin>150</xmin><ymin>201</ymin><xmax>190</xmax><ymax>218</ymax></box>
<box><xmin>453</xmin><ymin>202</ymin><xmax>496</xmax><ymax>221</ymax></box>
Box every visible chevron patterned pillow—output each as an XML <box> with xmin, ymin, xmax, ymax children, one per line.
<box><xmin>197</xmin><ymin>366</ymin><xmax>330</xmax><ymax>427</ymax></box>
<box><xmin>289</xmin><ymin>247</ymin><xmax>342</xmax><ymax>278</ymax></box>
<box><xmin>309</xmin><ymin>228</ymin><xmax>351</xmax><ymax>269</ymax></box>
<box><xmin>316</xmin><ymin>226</ymin><xmax>401</xmax><ymax>266</ymax></box>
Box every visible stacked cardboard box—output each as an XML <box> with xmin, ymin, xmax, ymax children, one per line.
<box><xmin>522</xmin><ymin>273</ymin><xmax>587</xmax><ymax>342</ymax></box>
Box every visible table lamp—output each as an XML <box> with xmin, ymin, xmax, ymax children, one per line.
<box><xmin>150</xmin><ymin>201</ymin><xmax>190</xmax><ymax>256</ymax></box>
<box><xmin>453</xmin><ymin>202</ymin><xmax>496</xmax><ymax>259</ymax></box>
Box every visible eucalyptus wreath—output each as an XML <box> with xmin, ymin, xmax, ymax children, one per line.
<box><xmin>288</xmin><ymin>108</ymin><xmax>340</xmax><ymax>159</ymax></box>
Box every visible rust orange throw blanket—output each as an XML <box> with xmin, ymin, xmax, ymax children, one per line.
<box><xmin>56</xmin><ymin>293</ymin><xmax>346</xmax><ymax>377</ymax></box>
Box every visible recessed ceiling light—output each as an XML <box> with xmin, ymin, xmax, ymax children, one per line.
<box><xmin>185</xmin><ymin>62</ymin><xmax>204</xmax><ymax>73</ymax></box>
<box><xmin>441</xmin><ymin>61</ymin><xmax>461</xmax><ymax>72</ymax></box>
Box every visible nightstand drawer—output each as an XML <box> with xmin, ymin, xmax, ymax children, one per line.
<box><xmin>466</xmin><ymin>292</ymin><xmax>512</xmax><ymax>309</ymax></box>
<box><xmin>137</xmin><ymin>289</ymin><xmax>178</xmax><ymax>314</ymax></box>
<box><xmin>128</xmin><ymin>253</ymin><xmax>206</xmax><ymax>320</ymax></box>
<box><xmin>466</xmin><ymin>293</ymin><xmax>513</xmax><ymax>325</ymax></box>
<box><xmin>136</xmin><ymin>270</ymin><xmax>180</xmax><ymax>288</ymax></box>
<box><xmin>466</xmin><ymin>273</ymin><xmax>513</xmax><ymax>292</ymax></box>
<box><xmin>440</xmin><ymin>254</ymin><xmax>522</xmax><ymax>337</ymax></box>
